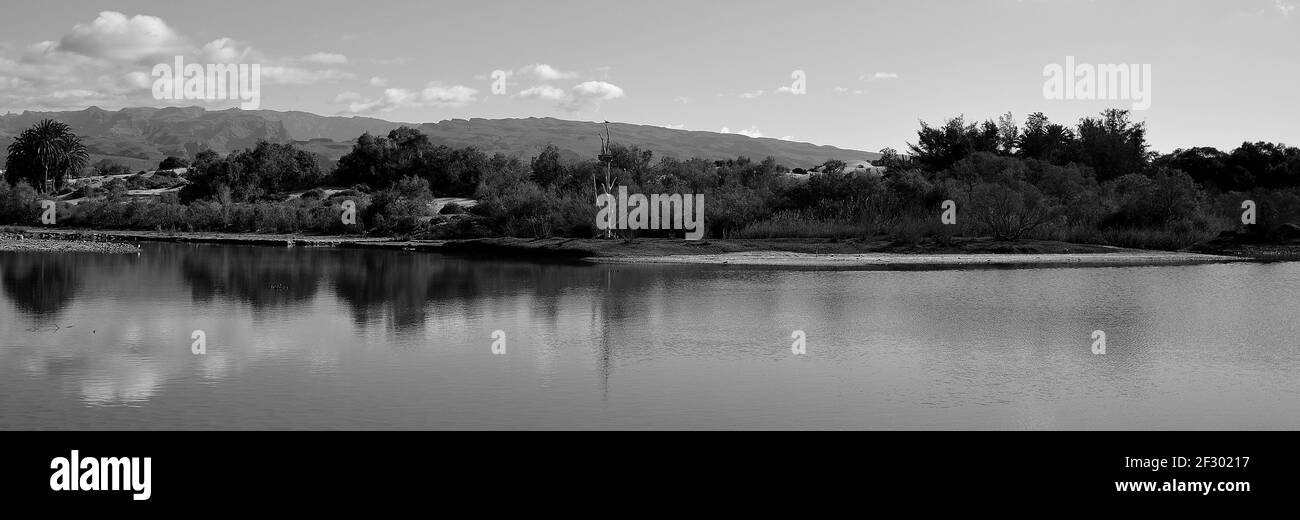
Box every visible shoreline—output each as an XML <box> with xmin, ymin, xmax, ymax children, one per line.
<box><xmin>0</xmin><ymin>227</ymin><xmax>1258</xmax><ymax>269</ymax></box>
<box><xmin>0</xmin><ymin>232</ymin><xmax>142</xmax><ymax>254</ymax></box>
<box><xmin>586</xmin><ymin>250</ymin><xmax>1247</xmax><ymax>269</ymax></box>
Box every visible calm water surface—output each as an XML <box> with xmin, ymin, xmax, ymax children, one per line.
<box><xmin>1</xmin><ymin>243</ymin><xmax>1298</xmax><ymax>430</ymax></box>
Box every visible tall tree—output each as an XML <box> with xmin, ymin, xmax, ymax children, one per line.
<box><xmin>907</xmin><ymin>115</ymin><xmax>1001</xmax><ymax>172</ymax></box>
<box><xmin>1075</xmin><ymin>109</ymin><xmax>1149</xmax><ymax>181</ymax></box>
<box><xmin>4</xmin><ymin>119</ymin><xmax>89</xmax><ymax>193</ymax></box>
<box><xmin>1015</xmin><ymin>112</ymin><xmax>1076</xmax><ymax>163</ymax></box>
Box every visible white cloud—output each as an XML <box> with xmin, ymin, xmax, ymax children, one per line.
<box><xmin>124</xmin><ymin>71</ymin><xmax>153</xmax><ymax>89</ymax></box>
<box><xmin>1277</xmin><ymin>0</ymin><xmax>1298</xmax><ymax>16</ymax></box>
<box><xmin>0</xmin><ymin>11</ymin><xmax>366</xmax><ymax>112</ymax></box>
<box><xmin>340</xmin><ymin>84</ymin><xmax>478</xmax><ymax>114</ymax></box>
<box><xmin>571</xmin><ymin>81</ymin><xmax>624</xmax><ymax>100</ymax></box>
<box><xmin>520</xmin><ymin>81</ymin><xmax>625</xmax><ymax>112</ymax></box>
<box><xmin>369</xmin><ymin>76</ymin><xmax>388</xmax><ymax>87</ymax></box>
<box><xmin>420</xmin><ymin>85</ymin><xmax>479</xmax><ymax>106</ymax></box>
<box><xmin>519</xmin><ymin>63</ymin><xmax>578</xmax><ymax>81</ymax></box>
<box><xmin>303</xmin><ymin>52</ymin><xmax>348</xmax><ymax>65</ymax></box>
<box><xmin>56</xmin><ymin>11</ymin><xmax>187</xmax><ymax>62</ymax></box>
<box><xmin>518</xmin><ymin>85</ymin><xmax>567</xmax><ymax>101</ymax></box>
<box><xmin>673</xmin><ymin>96</ymin><xmax>691</xmax><ymax>104</ymax></box>
<box><xmin>201</xmin><ymin>38</ymin><xmax>254</xmax><ymax>64</ymax></box>
<box><xmin>720</xmin><ymin>126</ymin><xmax>764</xmax><ymax>138</ymax></box>
<box><xmin>562</xmin><ymin>81</ymin><xmax>624</xmax><ymax>111</ymax></box>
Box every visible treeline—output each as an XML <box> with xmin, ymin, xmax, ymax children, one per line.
<box><xmin>878</xmin><ymin>109</ymin><xmax>1300</xmax><ymax>247</ymax></box>
<box><xmin>2</xmin><ymin>110</ymin><xmax>1300</xmax><ymax>250</ymax></box>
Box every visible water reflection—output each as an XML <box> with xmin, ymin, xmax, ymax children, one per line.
<box><xmin>1</xmin><ymin>253</ymin><xmax>84</xmax><ymax>324</ymax></box>
<box><xmin>2</xmin><ymin>243</ymin><xmax>1299</xmax><ymax>429</ymax></box>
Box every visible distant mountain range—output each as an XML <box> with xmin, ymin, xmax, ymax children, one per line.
<box><xmin>0</xmin><ymin>107</ymin><xmax>880</xmax><ymax>172</ymax></box>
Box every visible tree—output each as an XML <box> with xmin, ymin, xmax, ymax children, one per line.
<box><xmin>818</xmin><ymin>159</ymin><xmax>847</xmax><ymax>174</ymax></box>
<box><xmin>1015</xmin><ymin>112</ymin><xmax>1076</xmax><ymax>163</ymax></box>
<box><xmin>1154</xmin><ymin>147</ymin><xmax>1239</xmax><ymax>191</ymax></box>
<box><xmin>93</xmin><ymin>159</ymin><xmax>133</xmax><ymax>177</ymax></box>
<box><xmin>4</xmin><ymin>119</ymin><xmax>89</xmax><ymax>193</ymax></box>
<box><xmin>159</xmin><ymin>156</ymin><xmax>190</xmax><ymax>170</ymax></box>
<box><xmin>971</xmin><ymin>181</ymin><xmax>1062</xmax><ymax>240</ymax></box>
<box><xmin>1102</xmin><ymin>168</ymin><xmax>1203</xmax><ymax>227</ymax></box>
<box><xmin>1075</xmin><ymin>109</ymin><xmax>1149</xmax><ymax>182</ymax></box>
<box><xmin>907</xmin><ymin>115</ymin><xmax>1000</xmax><ymax>172</ymax></box>
<box><xmin>531</xmin><ymin>144</ymin><xmax>568</xmax><ymax>188</ymax></box>
<box><xmin>180</xmin><ymin>142</ymin><xmax>322</xmax><ymax>203</ymax></box>
<box><xmin>1225</xmin><ymin>142</ymin><xmax>1300</xmax><ymax>190</ymax></box>
<box><xmin>333</xmin><ymin>127</ymin><xmax>489</xmax><ymax>197</ymax></box>
<box><xmin>995</xmin><ymin>112</ymin><xmax>1018</xmax><ymax>154</ymax></box>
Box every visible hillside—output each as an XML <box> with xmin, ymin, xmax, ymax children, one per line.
<box><xmin>0</xmin><ymin>107</ymin><xmax>879</xmax><ymax>171</ymax></box>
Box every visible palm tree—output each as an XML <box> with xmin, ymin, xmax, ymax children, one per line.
<box><xmin>4</xmin><ymin>119</ymin><xmax>89</xmax><ymax>193</ymax></box>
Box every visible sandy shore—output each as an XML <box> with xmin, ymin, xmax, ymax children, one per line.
<box><xmin>0</xmin><ymin>227</ymin><xmax>1257</xmax><ymax>269</ymax></box>
<box><xmin>0</xmin><ymin>233</ymin><xmax>141</xmax><ymax>254</ymax></box>
<box><xmin>587</xmin><ymin>250</ymin><xmax>1248</xmax><ymax>269</ymax></box>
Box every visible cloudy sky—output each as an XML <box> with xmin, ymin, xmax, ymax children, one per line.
<box><xmin>0</xmin><ymin>0</ymin><xmax>1296</xmax><ymax>153</ymax></box>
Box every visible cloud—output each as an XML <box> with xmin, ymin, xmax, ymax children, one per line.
<box><xmin>1277</xmin><ymin>0</ymin><xmax>1298</xmax><ymax>16</ymax></box>
<box><xmin>673</xmin><ymin>96</ymin><xmax>691</xmax><ymax>104</ymax></box>
<box><xmin>518</xmin><ymin>85</ymin><xmax>567</xmax><ymax>101</ymax></box>
<box><xmin>303</xmin><ymin>52</ymin><xmax>348</xmax><ymax>65</ymax></box>
<box><xmin>201</xmin><ymin>38</ymin><xmax>255</xmax><ymax>63</ymax></box>
<box><xmin>0</xmin><ymin>11</ymin><xmax>361</xmax><ymax>112</ymax></box>
<box><xmin>420</xmin><ymin>85</ymin><xmax>478</xmax><ymax>106</ymax></box>
<box><xmin>739</xmin><ymin>89</ymin><xmax>765</xmax><ymax>99</ymax></box>
<box><xmin>56</xmin><ymin>11</ymin><xmax>187</xmax><ymax>62</ymax></box>
<box><xmin>518</xmin><ymin>63</ymin><xmax>578</xmax><ymax>81</ymax></box>
<box><xmin>340</xmin><ymin>84</ymin><xmax>478</xmax><ymax>114</ymax></box>
<box><xmin>562</xmin><ymin>81</ymin><xmax>624</xmax><ymax>111</ymax></box>
<box><xmin>571</xmin><ymin>81</ymin><xmax>624</xmax><ymax>100</ymax></box>
<box><xmin>369</xmin><ymin>76</ymin><xmax>388</xmax><ymax>87</ymax></box>
<box><xmin>518</xmin><ymin>81</ymin><xmax>625</xmax><ymax>112</ymax></box>
<box><xmin>720</xmin><ymin>126</ymin><xmax>764</xmax><ymax>138</ymax></box>
<box><xmin>866</xmin><ymin>72</ymin><xmax>900</xmax><ymax>81</ymax></box>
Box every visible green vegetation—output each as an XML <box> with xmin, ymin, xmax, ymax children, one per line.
<box><xmin>2</xmin><ymin>111</ymin><xmax>1299</xmax><ymax>252</ymax></box>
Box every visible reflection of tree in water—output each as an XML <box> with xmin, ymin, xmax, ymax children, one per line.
<box><xmin>326</xmin><ymin>250</ymin><xmax>490</xmax><ymax>330</ymax></box>
<box><xmin>0</xmin><ymin>253</ymin><xmax>84</xmax><ymax>323</ymax></box>
<box><xmin>323</xmin><ymin>250</ymin><xmax>648</xmax><ymax>333</ymax></box>
<box><xmin>179</xmin><ymin>246</ymin><xmax>323</xmax><ymax>312</ymax></box>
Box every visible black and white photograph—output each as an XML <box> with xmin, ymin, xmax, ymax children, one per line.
<box><xmin>0</xmin><ymin>0</ymin><xmax>1296</xmax><ymax>506</ymax></box>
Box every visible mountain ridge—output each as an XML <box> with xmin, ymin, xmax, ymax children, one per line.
<box><xmin>0</xmin><ymin>107</ymin><xmax>880</xmax><ymax>171</ymax></box>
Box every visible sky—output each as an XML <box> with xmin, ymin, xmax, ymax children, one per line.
<box><xmin>0</xmin><ymin>0</ymin><xmax>1297</xmax><ymax>153</ymax></box>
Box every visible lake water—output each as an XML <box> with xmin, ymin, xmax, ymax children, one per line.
<box><xmin>1</xmin><ymin>243</ymin><xmax>1298</xmax><ymax>430</ymax></box>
